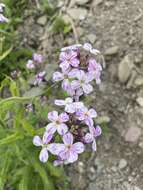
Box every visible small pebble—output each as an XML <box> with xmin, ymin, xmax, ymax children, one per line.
<box><xmin>118</xmin><ymin>159</ymin><xmax>127</xmax><ymax>169</ymax></box>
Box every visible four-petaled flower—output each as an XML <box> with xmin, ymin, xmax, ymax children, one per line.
<box><xmin>46</xmin><ymin>111</ymin><xmax>69</xmax><ymax>135</ymax></box>
<box><xmin>71</xmin><ymin>70</ymin><xmax>94</xmax><ymax>95</ymax></box>
<box><xmin>84</xmin><ymin>125</ymin><xmax>102</xmax><ymax>151</ymax></box>
<box><xmin>53</xmin><ymin>68</ymin><xmax>78</xmax><ymax>92</ymax></box>
<box><xmin>33</xmin><ymin>132</ymin><xmax>53</xmax><ymax>163</ymax></box>
<box><xmin>56</xmin><ymin>133</ymin><xmax>84</xmax><ymax>163</ymax></box>
<box><xmin>59</xmin><ymin>50</ymin><xmax>79</xmax><ymax>71</ymax></box>
<box><xmin>76</xmin><ymin>106</ymin><xmax>97</xmax><ymax>127</ymax></box>
<box><xmin>55</xmin><ymin>97</ymin><xmax>84</xmax><ymax>113</ymax></box>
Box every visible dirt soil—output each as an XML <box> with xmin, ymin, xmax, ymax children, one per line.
<box><xmin>18</xmin><ymin>0</ymin><xmax>143</xmax><ymax>189</ymax></box>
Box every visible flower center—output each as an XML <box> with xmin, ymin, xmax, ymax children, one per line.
<box><xmin>55</xmin><ymin>120</ymin><xmax>60</xmax><ymax>125</ymax></box>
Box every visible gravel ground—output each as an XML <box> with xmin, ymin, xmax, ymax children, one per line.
<box><xmin>18</xmin><ymin>0</ymin><xmax>143</xmax><ymax>189</ymax></box>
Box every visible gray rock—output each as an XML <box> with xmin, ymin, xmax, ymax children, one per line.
<box><xmin>118</xmin><ymin>55</ymin><xmax>134</xmax><ymax>83</ymax></box>
<box><xmin>88</xmin><ymin>167</ymin><xmax>96</xmax><ymax>181</ymax></box>
<box><xmin>136</xmin><ymin>97</ymin><xmax>143</xmax><ymax>107</ymax></box>
<box><xmin>72</xmin><ymin>0</ymin><xmax>90</xmax><ymax>6</ymax></box>
<box><xmin>77</xmin><ymin>161</ymin><xmax>85</xmax><ymax>174</ymax></box>
<box><xmin>88</xmin><ymin>182</ymin><xmax>96</xmax><ymax>190</ymax></box>
<box><xmin>124</xmin><ymin>127</ymin><xmax>141</xmax><ymax>143</ymax></box>
<box><xmin>77</xmin><ymin>27</ymin><xmax>84</xmax><ymax>36</ymax></box>
<box><xmin>126</xmin><ymin>70</ymin><xmax>137</xmax><ymax>89</ymax></box>
<box><xmin>134</xmin><ymin>186</ymin><xmax>141</xmax><ymax>190</ymax></box>
<box><xmin>87</xmin><ymin>34</ymin><xmax>97</xmax><ymax>43</ymax></box>
<box><xmin>118</xmin><ymin>159</ymin><xmax>127</xmax><ymax>169</ymax></box>
<box><xmin>37</xmin><ymin>15</ymin><xmax>47</xmax><ymax>26</ymax></box>
<box><xmin>67</xmin><ymin>8</ymin><xmax>88</xmax><ymax>20</ymax></box>
<box><xmin>93</xmin><ymin>0</ymin><xmax>103</xmax><ymax>6</ymax></box>
<box><xmin>104</xmin><ymin>46</ymin><xmax>119</xmax><ymax>55</ymax></box>
<box><xmin>134</xmin><ymin>77</ymin><xmax>143</xmax><ymax>87</ymax></box>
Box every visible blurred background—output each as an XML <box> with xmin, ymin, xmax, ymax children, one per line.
<box><xmin>0</xmin><ymin>0</ymin><xmax>143</xmax><ymax>190</ymax></box>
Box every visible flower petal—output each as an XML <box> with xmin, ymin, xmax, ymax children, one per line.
<box><xmin>59</xmin><ymin>112</ymin><xmax>69</xmax><ymax>122</ymax></box>
<box><xmin>67</xmin><ymin>151</ymin><xmax>78</xmax><ymax>163</ymax></box>
<box><xmin>63</xmin><ymin>132</ymin><xmax>73</xmax><ymax>145</ymax></box>
<box><xmin>65</xmin><ymin>97</ymin><xmax>73</xmax><ymax>104</ymax></box>
<box><xmin>57</xmin><ymin>123</ymin><xmax>68</xmax><ymax>135</ymax></box>
<box><xmin>72</xmin><ymin>142</ymin><xmax>84</xmax><ymax>154</ymax></box>
<box><xmin>83</xmin><ymin>43</ymin><xmax>92</xmax><ymax>51</ymax></box>
<box><xmin>48</xmin><ymin>111</ymin><xmax>58</xmax><ymax>121</ymax></box>
<box><xmin>42</xmin><ymin>131</ymin><xmax>53</xmax><ymax>144</ymax></box>
<box><xmin>53</xmin><ymin>71</ymin><xmax>64</xmax><ymax>82</ymax></box>
<box><xmin>85</xmin><ymin>117</ymin><xmax>94</xmax><ymax>127</ymax></box>
<box><xmin>71</xmin><ymin>80</ymin><xmax>80</xmax><ymax>90</ymax></box>
<box><xmin>62</xmin><ymin>79</ymin><xmax>70</xmax><ymax>91</ymax></box>
<box><xmin>65</xmin><ymin>104</ymin><xmax>75</xmax><ymax>113</ymax></box>
<box><xmin>59</xmin><ymin>61</ymin><xmax>70</xmax><ymax>71</ymax></box>
<box><xmin>70</xmin><ymin>58</ymin><xmax>79</xmax><ymax>67</ymax></box>
<box><xmin>54</xmin><ymin>99</ymin><xmax>65</xmax><ymax>106</ymax></box>
<box><xmin>82</xmin><ymin>83</ymin><xmax>93</xmax><ymax>94</ymax></box>
<box><xmin>88</xmin><ymin>109</ymin><xmax>97</xmax><ymax>118</ymax></box>
<box><xmin>46</xmin><ymin>123</ymin><xmax>57</xmax><ymax>134</ymax></box>
<box><xmin>84</xmin><ymin>133</ymin><xmax>94</xmax><ymax>143</ymax></box>
<box><xmin>48</xmin><ymin>143</ymin><xmax>65</xmax><ymax>155</ymax></box>
<box><xmin>39</xmin><ymin>148</ymin><xmax>49</xmax><ymax>163</ymax></box>
<box><xmin>94</xmin><ymin>125</ymin><xmax>102</xmax><ymax>137</ymax></box>
<box><xmin>33</xmin><ymin>136</ymin><xmax>42</xmax><ymax>146</ymax></box>
<box><xmin>68</xmin><ymin>69</ymin><xmax>79</xmax><ymax>78</ymax></box>
<box><xmin>59</xmin><ymin>149</ymin><xmax>69</xmax><ymax>160</ymax></box>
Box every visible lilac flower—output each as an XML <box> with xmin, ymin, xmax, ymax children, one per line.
<box><xmin>56</xmin><ymin>133</ymin><xmax>84</xmax><ymax>163</ymax></box>
<box><xmin>84</xmin><ymin>125</ymin><xmax>102</xmax><ymax>151</ymax></box>
<box><xmin>71</xmin><ymin>70</ymin><xmax>94</xmax><ymax>95</ymax></box>
<box><xmin>83</xmin><ymin>43</ymin><xmax>100</xmax><ymax>55</ymax></box>
<box><xmin>61</xmin><ymin>44</ymin><xmax>82</xmax><ymax>51</ymax></box>
<box><xmin>76</xmin><ymin>106</ymin><xmax>97</xmax><ymax>127</ymax></box>
<box><xmin>33</xmin><ymin>132</ymin><xmax>53</xmax><ymax>163</ymax></box>
<box><xmin>26</xmin><ymin>60</ymin><xmax>35</xmax><ymax>69</ymax></box>
<box><xmin>55</xmin><ymin>97</ymin><xmax>84</xmax><ymax>113</ymax></box>
<box><xmin>88</xmin><ymin>59</ymin><xmax>102</xmax><ymax>84</ymax></box>
<box><xmin>46</xmin><ymin>111</ymin><xmax>69</xmax><ymax>135</ymax></box>
<box><xmin>0</xmin><ymin>3</ymin><xmax>5</xmax><ymax>13</ymax></box>
<box><xmin>0</xmin><ymin>13</ymin><xmax>9</xmax><ymax>23</ymax></box>
<box><xmin>59</xmin><ymin>50</ymin><xmax>79</xmax><ymax>71</ymax></box>
<box><xmin>34</xmin><ymin>71</ymin><xmax>46</xmax><ymax>85</ymax></box>
<box><xmin>33</xmin><ymin>53</ymin><xmax>43</xmax><ymax>64</ymax></box>
<box><xmin>53</xmin><ymin>68</ymin><xmax>78</xmax><ymax>92</ymax></box>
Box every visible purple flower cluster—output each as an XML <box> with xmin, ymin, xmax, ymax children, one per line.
<box><xmin>26</xmin><ymin>53</ymin><xmax>45</xmax><ymax>86</ymax></box>
<box><xmin>53</xmin><ymin>43</ymin><xmax>102</xmax><ymax>99</ymax></box>
<box><xmin>33</xmin><ymin>43</ymin><xmax>103</xmax><ymax>165</ymax></box>
<box><xmin>0</xmin><ymin>3</ymin><xmax>9</xmax><ymax>23</ymax></box>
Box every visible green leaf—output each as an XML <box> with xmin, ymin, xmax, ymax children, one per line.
<box><xmin>0</xmin><ymin>46</ymin><xmax>13</xmax><ymax>61</ymax></box>
<box><xmin>0</xmin><ymin>133</ymin><xmax>23</xmax><ymax>146</ymax></box>
<box><xmin>45</xmin><ymin>64</ymin><xmax>58</xmax><ymax>81</ymax></box>
<box><xmin>46</xmin><ymin>162</ymin><xmax>63</xmax><ymax>178</ymax></box>
<box><xmin>31</xmin><ymin>159</ymin><xmax>55</xmax><ymax>190</ymax></box>
<box><xmin>21</xmin><ymin>119</ymin><xmax>35</xmax><ymax>136</ymax></box>
<box><xmin>23</xmin><ymin>87</ymin><xmax>44</xmax><ymax>97</ymax></box>
<box><xmin>10</xmin><ymin>81</ymin><xmax>19</xmax><ymax>96</ymax></box>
